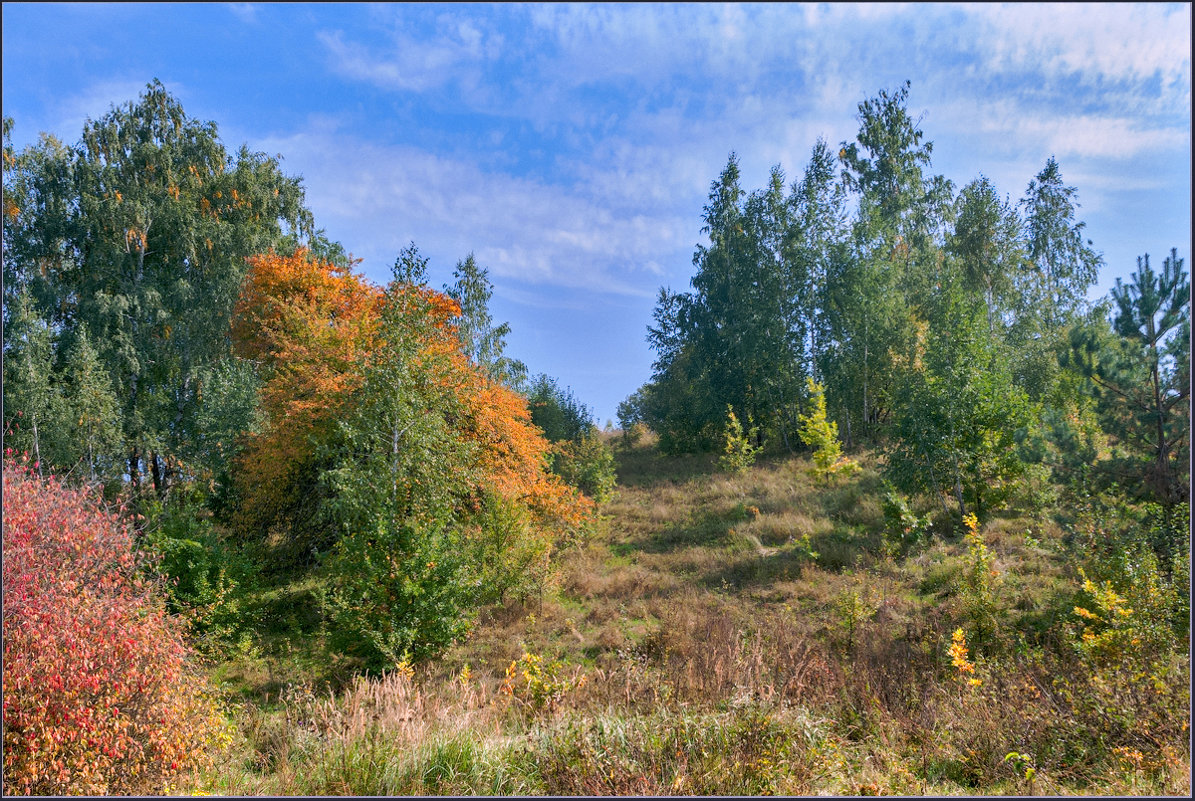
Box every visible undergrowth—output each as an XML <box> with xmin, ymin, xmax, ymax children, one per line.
<box><xmin>169</xmin><ymin>438</ymin><xmax>1193</xmax><ymax>795</ymax></box>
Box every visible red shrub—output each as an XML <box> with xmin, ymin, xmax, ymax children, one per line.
<box><xmin>3</xmin><ymin>460</ymin><xmax>224</xmax><ymax>795</ymax></box>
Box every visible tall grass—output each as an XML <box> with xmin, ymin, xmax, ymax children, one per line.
<box><xmin>195</xmin><ymin>441</ymin><xmax>1189</xmax><ymax>796</ymax></box>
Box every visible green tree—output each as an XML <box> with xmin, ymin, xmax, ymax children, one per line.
<box><xmin>527</xmin><ymin>373</ymin><xmax>593</xmax><ymax>444</ymax></box>
<box><xmin>644</xmin><ymin>288</ymin><xmax>712</xmax><ymax>453</ymax></box>
<box><xmin>445</xmin><ymin>253</ymin><xmax>527</xmax><ymax>387</ymax></box>
<box><xmin>949</xmin><ymin>176</ymin><xmax>1025</xmax><ymax>335</ymax></box>
<box><xmin>645</xmin><ymin>155</ymin><xmax>798</xmax><ymax>451</ymax></box>
<box><xmin>2</xmin><ymin>290</ymin><xmax>57</xmax><ymax>476</ymax></box>
<box><xmin>552</xmin><ymin>429</ymin><xmax>617</xmax><ymax>503</ymax></box>
<box><xmin>5</xmin><ymin>80</ymin><xmax>312</xmax><ymax>500</ymax></box>
<box><xmin>687</xmin><ymin>154</ymin><xmax>757</xmax><ymax>434</ymax></box>
<box><xmin>789</xmin><ymin>138</ymin><xmax>850</xmax><ymax>385</ymax></box>
<box><xmin>1067</xmin><ymin>249</ymin><xmax>1189</xmax><ymax>506</ymax></box>
<box><xmin>718</xmin><ymin>405</ymin><xmax>759</xmax><ymax>474</ymax></box>
<box><xmin>838</xmin><ymin>81</ymin><xmax>953</xmax><ymax>259</ymax></box>
<box><xmin>1017</xmin><ymin>157</ymin><xmax>1102</xmax><ymax>333</ymax></box>
<box><xmin>189</xmin><ymin>355</ymin><xmax>263</xmax><ymax>501</ymax></box>
<box><xmin>797</xmin><ymin>378</ymin><xmax>854</xmax><ymax>480</ymax></box>
<box><xmin>616</xmin><ymin>385</ymin><xmax>649</xmax><ymax>446</ymax></box>
<box><xmin>319</xmin><ymin>271</ymin><xmax>479</xmax><ymax>669</ymax></box>
<box><xmin>56</xmin><ymin>326</ymin><xmax>123</xmax><ymax>486</ymax></box>
<box><xmin>829</xmin><ymin>81</ymin><xmax>954</xmax><ymax>443</ymax></box>
<box><xmin>887</xmin><ymin>275</ymin><xmax>1032</xmax><ymax>519</ymax></box>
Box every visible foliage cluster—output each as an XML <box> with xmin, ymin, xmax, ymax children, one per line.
<box><xmin>3</xmin><ymin>81</ymin><xmax>311</xmax><ymax>502</ymax></box>
<box><xmin>229</xmin><ymin>248</ymin><xmax>593</xmax><ymax>669</ymax></box>
<box><xmin>630</xmin><ymin>80</ymin><xmax>1187</xmax><ymax>523</ymax></box>
<box><xmin>501</xmin><ymin>652</ymin><xmax>587</xmax><ymax>717</ymax></box>
<box><xmin>2</xmin><ymin>461</ymin><xmax>227</xmax><ymax>795</ymax></box>
<box><xmin>797</xmin><ymin>378</ymin><xmax>857</xmax><ymax>480</ymax></box>
<box><xmin>4</xmin><ymin>82</ymin><xmax>606</xmax><ymax>689</ymax></box>
<box><xmin>527</xmin><ymin>372</ymin><xmax>618</xmax><ymax>503</ymax></box>
<box><xmin>717</xmin><ymin>405</ymin><xmax>759</xmax><ymax>474</ymax></box>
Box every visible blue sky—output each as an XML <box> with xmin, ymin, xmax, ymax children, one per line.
<box><xmin>4</xmin><ymin>2</ymin><xmax>1191</xmax><ymax>424</ymax></box>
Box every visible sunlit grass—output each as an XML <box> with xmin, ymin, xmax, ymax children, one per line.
<box><xmin>198</xmin><ymin>438</ymin><xmax>1191</xmax><ymax>796</ymax></box>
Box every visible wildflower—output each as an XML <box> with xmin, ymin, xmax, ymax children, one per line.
<box><xmin>949</xmin><ymin>628</ymin><xmax>980</xmax><ymax>686</ymax></box>
<box><xmin>949</xmin><ymin>628</ymin><xmax>974</xmax><ymax>673</ymax></box>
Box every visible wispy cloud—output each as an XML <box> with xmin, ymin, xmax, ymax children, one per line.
<box><xmin>38</xmin><ymin>78</ymin><xmax>181</xmax><ymax>142</ymax></box>
<box><xmin>964</xmin><ymin>2</ymin><xmax>1191</xmax><ymax>102</ymax></box>
<box><xmin>318</xmin><ymin>14</ymin><xmax>503</xmax><ymax>94</ymax></box>
<box><xmin>254</xmin><ymin>123</ymin><xmax>685</xmax><ymax>299</ymax></box>
<box><xmin>226</xmin><ymin>3</ymin><xmax>259</xmax><ymax>25</ymax></box>
<box><xmin>298</xmin><ymin>2</ymin><xmax>1189</xmax><ymax>302</ymax></box>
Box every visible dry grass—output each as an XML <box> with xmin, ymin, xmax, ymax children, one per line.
<box><xmin>196</xmin><ymin>439</ymin><xmax>1191</xmax><ymax>796</ymax></box>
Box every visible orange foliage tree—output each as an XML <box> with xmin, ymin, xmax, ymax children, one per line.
<box><xmin>230</xmin><ymin>247</ymin><xmax>591</xmax><ymax>664</ymax></box>
<box><xmin>230</xmin><ymin>247</ymin><xmax>382</xmax><ymax>556</ymax></box>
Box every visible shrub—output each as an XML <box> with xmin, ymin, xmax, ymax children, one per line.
<box><xmin>881</xmin><ymin>485</ymin><xmax>929</xmax><ymax>557</ymax></box>
<box><xmin>958</xmin><ymin>513</ymin><xmax>1003</xmax><ymax>654</ymax></box>
<box><xmin>141</xmin><ymin>485</ymin><xmax>254</xmax><ymax>655</ymax></box>
<box><xmin>527</xmin><ymin>374</ymin><xmax>592</xmax><ymax>444</ymax></box>
<box><xmin>718</xmin><ymin>406</ymin><xmax>759</xmax><ymax>474</ymax></box>
<box><xmin>2</xmin><ymin>460</ymin><xmax>226</xmax><ymax>795</ymax></box>
<box><xmin>322</xmin><ymin>519</ymin><xmax>474</xmax><ymax>671</ymax></box>
<box><xmin>551</xmin><ymin>429</ymin><xmax>617</xmax><ymax>503</ymax></box>
<box><xmin>464</xmin><ymin>492</ymin><xmax>554</xmax><ymax>605</ymax></box>
<box><xmin>616</xmin><ymin>387</ymin><xmax>649</xmax><ymax>447</ymax></box>
<box><xmin>797</xmin><ymin>378</ymin><xmax>857</xmax><ymax>480</ymax></box>
<box><xmin>501</xmin><ymin>652</ymin><xmax>586</xmax><ymax>717</ymax></box>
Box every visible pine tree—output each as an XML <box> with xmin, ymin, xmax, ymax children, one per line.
<box><xmin>798</xmin><ymin>378</ymin><xmax>855</xmax><ymax>480</ymax></box>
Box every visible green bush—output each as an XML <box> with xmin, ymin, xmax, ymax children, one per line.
<box><xmin>527</xmin><ymin>374</ymin><xmax>593</xmax><ymax>444</ymax></box>
<box><xmin>797</xmin><ymin>378</ymin><xmax>856</xmax><ymax>480</ymax></box>
<box><xmin>881</xmin><ymin>485</ymin><xmax>929</xmax><ymax>556</ymax></box>
<box><xmin>551</xmin><ymin>429</ymin><xmax>617</xmax><ymax>503</ymax></box>
<box><xmin>322</xmin><ymin>519</ymin><xmax>473</xmax><ymax>670</ymax></box>
<box><xmin>465</xmin><ymin>493</ymin><xmax>553</xmax><ymax>605</ymax></box>
<box><xmin>141</xmin><ymin>487</ymin><xmax>253</xmax><ymax>655</ymax></box>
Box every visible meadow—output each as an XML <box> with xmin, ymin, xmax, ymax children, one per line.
<box><xmin>191</xmin><ymin>435</ymin><xmax>1190</xmax><ymax>796</ymax></box>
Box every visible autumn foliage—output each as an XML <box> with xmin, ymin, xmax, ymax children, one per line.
<box><xmin>2</xmin><ymin>460</ymin><xmax>225</xmax><ymax>795</ymax></box>
<box><xmin>229</xmin><ymin>250</ymin><xmax>591</xmax><ymax>664</ymax></box>
<box><xmin>230</xmin><ymin>248</ymin><xmax>382</xmax><ymax>544</ymax></box>
<box><xmin>231</xmin><ymin>249</ymin><xmax>590</xmax><ymax>541</ymax></box>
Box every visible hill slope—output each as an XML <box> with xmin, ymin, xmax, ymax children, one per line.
<box><xmin>201</xmin><ymin>438</ymin><xmax>1190</xmax><ymax>796</ymax></box>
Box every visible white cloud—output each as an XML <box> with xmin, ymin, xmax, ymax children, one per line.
<box><xmin>31</xmin><ymin>78</ymin><xmax>183</xmax><ymax>144</ymax></box>
<box><xmin>252</xmin><ymin>124</ymin><xmax>685</xmax><ymax>298</ymax></box>
<box><xmin>318</xmin><ymin>13</ymin><xmax>502</xmax><ymax>94</ymax></box>
<box><xmin>277</xmin><ymin>4</ymin><xmax>1190</xmax><ymax>311</ymax></box>
<box><xmin>963</xmin><ymin>2</ymin><xmax>1191</xmax><ymax>101</ymax></box>
<box><xmin>935</xmin><ymin>95</ymin><xmax>1191</xmax><ymax>163</ymax></box>
<box><xmin>227</xmin><ymin>3</ymin><xmax>259</xmax><ymax>25</ymax></box>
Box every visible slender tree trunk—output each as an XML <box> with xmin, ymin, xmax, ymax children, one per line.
<box><xmin>862</xmin><ymin>340</ymin><xmax>870</xmax><ymax>442</ymax></box>
<box><xmin>950</xmin><ymin>449</ymin><xmax>967</xmax><ymax>519</ymax></box>
<box><xmin>31</xmin><ymin>419</ymin><xmax>43</xmax><ymax>478</ymax></box>
<box><xmin>927</xmin><ymin>459</ymin><xmax>950</xmax><ymax>518</ymax></box>
<box><xmin>151</xmin><ymin>451</ymin><xmax>164</xmax><ymax>499</ymax></box>
<box><xmin>985</xmin><ymin>280</ymin><xmax>995</xmax><ymax>336</ymax></box>
<box><xmin>128</xmin><ymin>446</ymin><xmax>141</xmax><ymax>491</ymax></box>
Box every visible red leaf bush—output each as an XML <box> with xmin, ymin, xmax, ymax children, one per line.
<box><xmin>3</xmin><ymin>460</ymin><xmax>225</xmax><ymax>795</ymax></box>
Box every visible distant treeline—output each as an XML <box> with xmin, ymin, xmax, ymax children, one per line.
<box><xmin>620</xmin><ymin>81</ymin><xmax>1189</xmax><ymax>519</ymax></box>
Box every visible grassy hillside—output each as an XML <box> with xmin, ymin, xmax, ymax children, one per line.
<box><xmin>197</xmin><ymin>436</ymin><xmax>1190</xmax><ymax>796</ymax></box>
